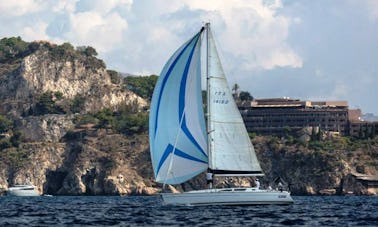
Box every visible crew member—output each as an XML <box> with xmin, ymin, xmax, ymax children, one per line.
<box><xmin>278</xmin><ymin>182</ymin><xmax>283</xmax><ymax>192</ymax></box>
<box><xmin>255</xmin><ymin>178</ymin><xmax>260</xmax><ymax>189</ymax></box>
<box><xmin>206</xmin><ymin>170</ymin><xmax>213</xmax><ymax>189</ymax></box>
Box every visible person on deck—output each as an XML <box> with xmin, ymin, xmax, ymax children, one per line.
<box><xmin>255</xmin><ymin>178</ymin><xmax>260</xmax><ymax>189</ymax></box>
<box><xmin>206</xmin><ymin>171</ymin><xmax>213</xmax><ymax>189</ymax></box>
<box><xmin>278</xmin><ymin>182</ymin><xmax>283</xmax><ymax>192</ymax></box>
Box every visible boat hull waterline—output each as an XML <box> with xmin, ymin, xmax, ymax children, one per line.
<box><xmin>161</xmin><ymin>188</ymin><xmax>294</xmax><ymax>206</ymax></box>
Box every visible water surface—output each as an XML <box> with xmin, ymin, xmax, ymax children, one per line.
<box><xmin>0</xmin><ymin>196</ymin><xmax>377</xmax><ymax>226</ymax></box>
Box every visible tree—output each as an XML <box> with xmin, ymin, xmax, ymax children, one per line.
<box><xmin>54</xmin><ymin>91</ymin><xmax>64</xmax><ymax>100</ymax></box>
<box><xmin>232</xmin><ymin>83</ymin><xmax>239</xmax><ymax>96</ymax></box>
<box><xmin>316</xmin><ymin>127</ymin><xmax>322</xmax><ymax>141</ymax></box>
<box><xmin>239</xmin><ymin>91</ymin><xmax>253</xmax><ymax>101</ymax></box>
<box><xmin>95</xmin><ymin>108</ymin><xmax>114</xmax><ymax>128</ymax></box>
<box><xmin>113</xmin><ymin>112</ymin><xmax>148</xmax><ymax>135</ymax></box>
<box><xmin>61</xmin><ymin>42</ymin><xmax>75</xmax><ymax>51</ymax></box>
<box><xmin>77</xmin><ymin>46</ymin><xmax>98</xmax><ymax>57</ymax></box>
<box><xmin>50</xmin><ymin>42</ymin><xmax>76</xmax><ymax>60</ymax></box>
<box><xmin>124</xmin><ymin>75</ymin><xmax>158</xmax><ymax>100</ymax></box>
<box><xmin>70</xmin><ymin>95</ymin><xmax>86</xmax><ymax>113</ymax></box>
<box><xmin>34</xmin><ymin>91</ymin><xmax>65</xmax><ymax>115</ymax></box>
<box><xmin>311</xmin><ymin>127</ymin><xmax>317</xmax><ymax>141</ymax></box>
<box><xmin>10</xmin><ymin>131</ymin><xmax>22</xmax><ymax>147</ymax></box>
<box><xmin>0</xmin><ymin>36</ymin><xmax>29</xmax><ymax>63</ymax></box>
<box><xmin>107</xmin><ymin>70</ymin><xmax>120</xmax><ymax>84</ymax></box>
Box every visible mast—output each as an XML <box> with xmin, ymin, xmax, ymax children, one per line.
<box><xmin>205</xmin><ymin>23</ymin><xmax>213</xmax><ymax>172</ymax></box>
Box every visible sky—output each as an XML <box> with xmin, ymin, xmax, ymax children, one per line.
<box><xmin>0</xmin><ymin>0</ymin><xmax>377</xmax><ymax>114</ymax></box>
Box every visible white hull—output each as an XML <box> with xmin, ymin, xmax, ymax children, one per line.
<box><xmin>7</xmin><ymin>185</ymin><xmax>39</xmax><ymax>196</ymax></box>
<box><xmin>162</xmin><ymin>188</ymin><xmax>293</xmax><ymax>206</ymax></box>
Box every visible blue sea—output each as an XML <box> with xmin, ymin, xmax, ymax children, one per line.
<box><xmin>0</xmin><ymin>195</ymin><xmax>377</xmax><ymax>226</ymax></box>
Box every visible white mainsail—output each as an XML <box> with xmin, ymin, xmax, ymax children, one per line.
<box><xmin>206</xmin><ymin>26</ymin><xmax>263</xmax><ymax>176</ymax></box>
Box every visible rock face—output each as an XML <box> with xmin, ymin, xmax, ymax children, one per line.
<box><xmin>0</xmin><ymin>40</ymin><xmax>153</xmax><ymax>196</ymax></box>
<box><xmin>15</xmin><ymin>115</ymin><xmax>75</xmax><ymax>142</ymax></box>
<box><xmin>1</xmin><ymin>126</ymin><xmax>377</xmax><ymax>196</ymax></box>
<box><xmin>0</xmin><ymin>47</ymin><xmax>146</xmax><ymax>118</ymax></box>
<box><xmin>251</xmin><ymin>136</ymin><xmax>378</xmax><ymax>196</ymax></box>
<box><xmin>0</xmin><ymin>39</ymin><xmax>377</xmax><ymax>196</ymax></box>
<box><xmin>0</xmin><ymin>130</ymin><xmax>158</xmax><ymax>196</ymax></box>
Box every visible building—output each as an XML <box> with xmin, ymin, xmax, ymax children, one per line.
<box><xmin>348</xmin><ymin>119</ymin><xmax>378</xmax><ymax>138</ymax></box>
<box><xmin>239</xmin><ymin>98</ymin><xmax>349</xmax><ymax>136</ymax></box>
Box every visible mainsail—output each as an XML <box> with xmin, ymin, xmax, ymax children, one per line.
<box><xmin>206</xmin><ymin>25</ymin><xmax>263</xmax><ymax>176</ymax></box>
<box><xmin>149</xmin><ymin>29</ymin><xmax>208</xmax><ymax>184</ymax></box>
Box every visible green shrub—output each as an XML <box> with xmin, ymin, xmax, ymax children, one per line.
<box><xmin>70</xmin><ymin>95</ymin><xmax>86</xmax><ymax>113</ymax></box>
<box><xmin>94</xmin><ymin>108</ymin><xmax>114</xmax><ymax>128</ymax></box>
<box><xmin>77</xmin><ymin>46</ymin><xmax>105</xmax><ymax>70</ymax></box>
<box><xmin>10</xmin><ymin>131</ymin><xmax>22</xmax><ymax>147</ymax></box>
<box><xmin>107</xmin><ymin>70</ymin><xmax>120</xmax><ymax>84</ymax></box>
<box><xmin>64</xmin><ymin>130</ymin><xmax>83</xmax><ymax>141</ymax></box>
<box><xmin>54</xmin><ymin>91</ymin><xmax>64</xmax><ymax>100</ymax></box>
<box><xmin>124</xmin><ymin>75</ymin><xmax>158</xmax><ymax>100</ymax></box>
<box><xmin>33</xmin><ymin>91</ymin><xmax>66</xmax><ymax>115</ymax></box>
<box><xmin>113</xmin><ymin>112</ymin><xmax>148</xmax><ymax>135</ymax></box>
<box><xmin>308</xmin><ymin>140</ymin><xmax>335</xmax><ymax>151</ymax></box>
<box><xmin>77</xmin><ymin>46</ymin><xmax>98</xmax><ymax>57</ymax></box>
<box><xmin>0</xmin><ymin>115</ymin><xmax>12</xmax><ymax>133</ymax></box>
<box><xmin>74</xmin><ymin>114</ymin><xmax>99</xmax><ymax>125</ymax></box>
<box><xmin>239</xmin><ymin>91</ymin><xmax>253</xmax><ymax>101</ymax></box>
<box><xmin>0</xmin><ymin>37</ymin><xmax>29</xmax><ymax>63</ymax></box>
<box><xmin>248</xmin><ymin>132</ymin><xmax>256</xmax><ymax>139</ymax></box>
<box><xmin>0</xmin><ymin>138</ymin><xmax>12</xmax><ymax>150</ymax></box>
<box><xmin>49</xmin><ymin>42</ymin><xmax>75</xmax><ymax>61</ymax></box>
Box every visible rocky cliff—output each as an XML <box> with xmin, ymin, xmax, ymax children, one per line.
<box><xmin>252</xmin><ymin>136</ymin><xmax>378</xmax><ymax>195</ymax></box>
<box><xmin>0</xmin><ymin>128</ymin><xmax>158</xmax><ymax>196</ymax></box>
<box><xmin>0</xmin><ymin>42</ymin><xmax>146</xmax><ymax>118</ymax></box>
<box><xmin>0</xmin><ymin>38</ymin><xmax>377</xmax><ymax>196</ymax></box>
<box><xmin>0</xmin><ymin>38</ymin><xmax>152</xmax><ymax>195</ymax></box>
<box><xmin>2</xmin><ymin>128</ymin><xmax>376</xmax><ymax>196</ymax></box>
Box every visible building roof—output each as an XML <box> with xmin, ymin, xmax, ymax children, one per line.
<box><xmin>245</xmin><ymin>98</ymin><xmax>348</xmax><ymax>109</ymax></box>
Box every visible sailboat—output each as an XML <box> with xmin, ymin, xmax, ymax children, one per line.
<box><xmin>149</xmin><ymin>23</ymin><xmax>293</xmax><ymax>205</ymax></box>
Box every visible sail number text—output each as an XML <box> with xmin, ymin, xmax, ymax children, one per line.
<box><xmin>213</xmin><ymin>91</ymin><xmax>229</xmax><ymax>104</ymax></box>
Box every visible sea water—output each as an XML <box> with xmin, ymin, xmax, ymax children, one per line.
<box><xmin>0</xmin><ymin>196</ymin><xmax>377</xmax><ymax>226</ymax></box>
